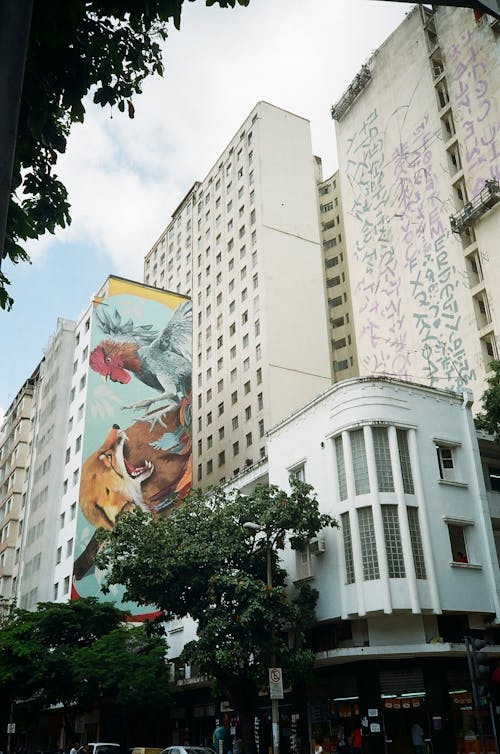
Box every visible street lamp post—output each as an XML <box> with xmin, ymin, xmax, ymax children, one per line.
<box><xmin>244</xmin><ymin>522</ymin><xmax>281</xmax><ymax>754</ymax></box>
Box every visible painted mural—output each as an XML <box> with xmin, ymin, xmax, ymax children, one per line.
<box><xmin>72</xmin><ymin>278</ymin><xmax>192</xmax><ymax>616</ymax></box>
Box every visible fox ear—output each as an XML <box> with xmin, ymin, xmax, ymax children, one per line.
<box><xmin>99</xmin><ymin>453</ymin><xmax>112</xmax><ymax>469</ymax></box>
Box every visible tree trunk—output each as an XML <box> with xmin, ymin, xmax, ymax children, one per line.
<box><xmin>0</xmin><ymin>0</ymin><xmax>33</xmax><ymax>265</ymax></box>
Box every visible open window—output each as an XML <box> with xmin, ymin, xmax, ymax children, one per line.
<box><xmin>436</xmin><ymin>444</ymin><xmax>456</xmax><ymax>482</ymax></box>
<box><xmin>447</xmin><ymin>524</ymin><xmax>468</xmax><ymax>563</ymax></box>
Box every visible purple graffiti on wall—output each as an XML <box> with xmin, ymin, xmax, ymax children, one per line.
<box><xmin>391</xmin><ymin>114</ymin><xmax>475</xmax><ymax>388</ymax></box>
<box><xmin>448</xmin><ymin>27</ymin><xmax>500</xmax><ymax>196</ymax></box>
<box><xmin>347</xmin><ymin>107</ymin><xmax>476</xmax><ymax>389</ymax></box>
<box><xmin>346</xmin><ymin>108</ymin><xmax>412</xmax><ymax>377</ymax></box>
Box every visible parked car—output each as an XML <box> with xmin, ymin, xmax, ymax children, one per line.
<box><xmin>130</xmin><ymin>748</ymin><xmax>163</xmax><ymax>754</ymax></box>
<box><xmin>160</xmin><ymin>747</ymin><xmax>216</xmax><ymax>754</ymax></box>
<box><xmin>82</xmin><ymin>743</ymin><xmax>121</xmax><ymax>754</ymax></box>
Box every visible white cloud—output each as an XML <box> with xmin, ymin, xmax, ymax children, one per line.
<box><xmin>26</xmin><ymin>0</ymin><xmax>413</xmax><ymax>277</ymax></box>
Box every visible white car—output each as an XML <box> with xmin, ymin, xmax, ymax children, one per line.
<box><xmin>83</xmin><ymin>744</ymin><xmax>121</xmax><ymax>754</ymax></box>
<box><xmin>161</xmin><ymin>747</ymin><xmax>216</xmax><ymax>754</ymax></box>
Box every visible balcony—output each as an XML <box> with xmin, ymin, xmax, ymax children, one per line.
<box><xmin>450</xmin><ymin>179</ymin><xmax>500</xmax><ymax>234</ymax></box>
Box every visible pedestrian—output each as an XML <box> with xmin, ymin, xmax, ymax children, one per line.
<box><xmin>411</xmin><ymin>722</ymin><xmax>425</xmax><ymax>754</ymax></box>
<box><xmin>70</xmin><ymin>742</ymin><xmax>80</xmax><ymax>754</ymax></box>
<box><xmin>349</xmin><ymin>725</ymin><xmax>362</xmax><ymax>754</ymax></box>
<box><xmin>213</xmin><ymin>715</ymin><xmax>232</xmax><ymax>754</ymax></box>
<box><xmin>338</xmin><ymin>725</ymin><xmax>349</xmax><ymax>754</ymax></box>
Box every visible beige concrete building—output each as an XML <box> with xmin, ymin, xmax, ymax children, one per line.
<box><xmin>317</xmin><ymin>168</ymin><xmax>359</xmax><ymax>381</ymax></box>
<box><xmin>332</xmin><ymin>5</ymin><xmax>500</xmax><ymax>407</ymax></box>
<box><xmin>0</xmin><ymin>367</ymin><xmax>39</xmax><ymax>606</ymax></box>
<box><xmin>144</xmin><ymin>101</ymin><xmax>332</xmax><ymax>487</ymax></box>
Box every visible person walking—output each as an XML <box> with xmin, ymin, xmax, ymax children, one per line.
<box><xmin>213</xmin><ymin>715</ymin><xmax>232</xmax><ymax>754</ymax></box>
<box><xmin>411</xmin><ymin>722</ymin><xmax>425</xmax><ymax>754</ymax></box>
<box><xmin>349</xmin><ymin>725</ymin><xmax>362</xmax><ymax>754</ymax></box>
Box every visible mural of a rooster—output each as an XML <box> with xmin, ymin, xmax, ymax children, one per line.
<box><xmin>89</xmin><ymin>299</ymin><xmax>192</xmax><ymax>404</ymax></box>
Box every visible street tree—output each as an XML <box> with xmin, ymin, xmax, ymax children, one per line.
<box><xmin>1</xmin><ymin>0</ymin><xmax>250</xmax><ymax>311</ymax></box>
<box><xmin>0</xmin><ymin>597</ymin><xmax>170</xmax><ymax>741</ymax></box>
<box><xmin>475</xmin><ymin>360</ymin><xmax>500</xmax><ymax>442</ymax></box>
<box><xmin>96</xmin><ymin>480</ymin><xmax>336</xmax><ymax>753</ymax></box>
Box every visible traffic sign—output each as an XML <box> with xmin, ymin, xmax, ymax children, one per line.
<box><xmin>269</xmin><ymin>667</ymin><xmax>284</xmax><ymax>700</ymax></box>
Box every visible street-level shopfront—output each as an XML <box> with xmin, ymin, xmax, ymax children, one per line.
<box><xmin>308</xmin><ymin>658</ymin><xmax>498</xmax><ymax>754</ymax></box>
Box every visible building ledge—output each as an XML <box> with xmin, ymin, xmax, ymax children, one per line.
<box><xmin>450</xmin><ymin>562</ymin><xmax>482</xmax><ymax>570</ymax></box>
<box><xmin>438</xmin><ymin>479</ymin><xmax>468</xmax><ymax>489</ymax></box>
<box><xmin>315</xmin><ymin>642</ymin><xmax>500</xmax><ymax>666</ymax></box>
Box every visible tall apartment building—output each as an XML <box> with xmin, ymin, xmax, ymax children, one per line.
<box><xmin>0</xmin><ymin>367</ymin><xmax>39</xmax><ymax>605</ymax></box>
<box><xmin>10</xmin><ymin>276</ymin><xmax>192</xmax><ymax>613</ymax></box>
<box><xmin>317</xmin><ymin>168</ymin><xmax>359</xmax><ymax>381</ymax></box>
<box><xmin>18</xmin><ymin>318</ymin><xmax>76</xmax><ymax>609</ymax></box>
<box><xmin>144</xmin><ymin>101</ymin><xmax>332</xmax><ymax>488</ymax></box>
<box><xmin>331</xmin><ymin>4</ymin><xmax>500</xmax><ymax>407</ymax></box>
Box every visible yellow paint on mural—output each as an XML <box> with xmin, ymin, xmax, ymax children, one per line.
<box><xmin>106</xmin><ymin>275</ymin><xmax>188</xmax><ymax>309</ymax></box>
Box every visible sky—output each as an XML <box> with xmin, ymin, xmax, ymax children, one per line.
<box><xmin>0</xmin><ymin>0</ymin><xmax>414</xmax><ymax>419</ymax></box>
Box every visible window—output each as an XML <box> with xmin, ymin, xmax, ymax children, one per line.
<box><xmin>257</xmin><ymin>392</ymin><xmax>263</xmax><ymax>410</ymax></box>
<box><xmin>218</xmin><ymin>402</ymin><xmax>224</xmax><ymax>416</ymax></box>
<box><xmin>65</xmin><ymin>447</ymin><xmax>71</xmax><ymax>464</ymax></box>
<box><xmin>448</xmin><ymin>524</ymin><xmax>469</xmax><ymax>563</ymax></box>
<box><xmin>218</xmin><ymin>451</ymin><xmax>225</xmax><ymax>467</ymax></box>
<box><xmin>257</xmin><ymin>367</ymin><xmax>262</xmax><ymax>384</ymax></box>
<box><xmin>207</xmin><ymin>435</ymin><xmax>213</xmax><ymax>449</ymax></box>
<box><xmin>70</xmin><ymin>502</ymin><xmax>76</xmax><ymax>520</ymax></box>
<box><xmin>397</xmin><ymin>430</ymin><xmax>414</xmax><ymax>494</ymax></box>
<box><xmin>233</xmin><ymin>441</ymin><xmax>239</xmax><ymax>456</ymax></box>
<box><xmin>373</xmin><ymin>427</ymin><xmax>394</xmax><ymax>492</ymax></box>
<box><xmin>243</xmin><ymin>334</ymin><xmax>249</xmax><ymax>348</ymax></box>
<box><xmin>231</xmin><ymin>391</ymin><xmax>238</xmax><ymax>404</ymax></box>
<box><xmin>59</xmin><ymin>512</ymin><xmax>65</xmax><ymax>529</ymax></box>
<box><xmin>290</xmin><ymin>464</ymin><xmax>305</xmax><ymax>482</ymax></box>
<box><xmin>53</xmin><ymin>583</ymin><xmax>59</xmax><ymax>600</ymax></box>
<box><xmin>335</xmin><ymin>436</ymin><xmax>347</xmax><ymax>501</ymax></box>
<box><xmin>488</xmin><ymin>466</ymin><xmax>500</xmax><ymax>492</ymax></box>
<box><xmin>407</xmin><ymin>507</ymin><xmax>426</xmax><ymax>579</ymax></box>
<box><xmin>242</xmin><ymin>310</ymin><xmax>248</xmax><ymax>324</ymax></box>
<box><xmin>246</xmin><ymin>432</ymin><xmax>253</xmax><ymax>447</ymax></box>
<box><xmin>436</xmin><ymin>445</ymin><xmax>456</xmax><ymax>482</ymax></box>
<box><xmin>245</xmin><ymin>406</ymin><xmax>252</xmax><ymax>420</ymax></box>
<box><xmin>207</xmin><ymin>411</ymin><xmax>212</xmax><ymax>425</ymax></box>
<box><xmin>358</xmin><ymin>507</ymin><xmax>379</xmax><ymax>580</ymax></box>
<box><xmin>207</xmin><ymin>459</ymin><xmax>213</xmax><ymax>474</ymax></box>
<box><xmin>382</xmin><ymin>505</ymin><xmax>405</xmax><ymax>578</ymax></box>
<box><xmin>243</xmin><ymin>357</ymin><xmax>250</xmax><ymax>371</ymax></box>
<box><xmin>56</xmin><ymin>546</ymin><xmax>62</xmax><ymax>565</ymax></box>
<box><xmin>63</xmin><ymin>576</ymin><xmax>70</xmax><ymax>595</ymax></box>
<box><xmin>259</xmin><ymin>419</ymin><xmax>264</xmax><ymax>438</ymax></box>
<box><xmin>66</xmin><ymin>538</ymin><xmax>74</xmax><ymax>558</ymax></box>
<box><xmin>232</xmin><ymin>416</ymin><xmax>239</xmax><ymax>430</ymax></box>
<box><xmin>244</xmin><ymin>381</ymin><xmax>251</xmax><ymax>394</ymax></box>
<box><xmin>75</xmin><ymin>435</ymin><xmax>81</xmax><ymax>453</ymax></box>
<box><xmin>296</xmin><ymin>544</ymin><xmax>312</xmax><ymax>580</ymax></box>
<box><xmin>341</xmin><ymin>512</ymin><xmax>355</xmax><ymax>584</ymax></box>
<box><xmin>231</xmin><ymin>368</ymin><xmax>237</xmax><ymax>383</ymax></box>
<box><xmin>351</xmin><ymin>430</ymin><xmax>369</xmax><ymax>494</ymax></box>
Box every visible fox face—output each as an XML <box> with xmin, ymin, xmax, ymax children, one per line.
<box><xmin>79</xmin><ymin>425</ymin><xmax>153</xmax><ymax>530</ymax></box>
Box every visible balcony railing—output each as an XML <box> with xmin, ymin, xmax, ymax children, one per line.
<box><xmin>450</xmin><ymin>179</ymin><xmax>500</xmax><ymax>234</ymax></box>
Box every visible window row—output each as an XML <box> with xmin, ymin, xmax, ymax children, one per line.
<box><xmin>341</xmin><ymin>504</ymin><xmax>426</xmax><ymax>583</ymax></box>
<box><xmin>335</xmin><ymin>427</ymin><xmax>414</xmax><ymax>500</ymax></box>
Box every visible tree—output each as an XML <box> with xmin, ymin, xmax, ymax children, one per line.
<box><xmin>475</xmin><ymin>360</ymin><xmax>500</xmax><ymax>442</ymax></box>
<box><xmin>96</xmin><ymin>480</ymin><xmax>336</xmax><ymax>753</ymax></box>
<box><xmin>0</xmin><ymin>598</ymin><xmax>170</xmax><ymax>744</ymax></box>
<box><xmin>1</xmin><ymin>0</ymin><xmax>250</xmax><ymax>311</ymax></box>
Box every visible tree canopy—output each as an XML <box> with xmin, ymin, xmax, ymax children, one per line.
<box><xmin>2</xmin><ymin>0</ymin><xmax>249</xmax><ymax>310</ymax></box>
<box><xmin>475</xmin><ymin>360</ymin><xmax>500</xmax><ymax>442</ymax></box>
<box><xmin>96</xmin><ymin>480</ymin><xmax>336</xmax><ymax>752</ymax></box>
<box><xmin>0</xmin><ymin>597</ymin><xmax>170</xmax><ymax>739</ymax></box>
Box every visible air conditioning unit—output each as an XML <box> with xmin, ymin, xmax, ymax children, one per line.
<box><xmin>309</xmin><ymin>537</ymin><xmax>326</xmax><ymax>556</ymax></box>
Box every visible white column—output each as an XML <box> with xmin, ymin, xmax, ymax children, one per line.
<box><xmin>364</xmin><ymin>424</ymin><xmax>392</xmax><ymax>614</ymax></box>
<box><xmin>343</xmin><ymin>430</ymin><xmax>366</xmax><ymax>617</ymax></box>
<box><xmin>408</xmin><ymin>428</ymin><xmax>441</xmax><ymax>613</ymax></box>
<box><xmin>388</xmin><ymin>425</ymin><xmax>420</xmax><ymax>614</ymax></box>
<box><xmin>331</xmin><ymin>436</ymin><xmax>348</xmax><ymax>621</ymax></box>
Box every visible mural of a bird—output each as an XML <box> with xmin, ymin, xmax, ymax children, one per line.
<box><xmin>89</xmin><ymin>300</ymin><xmax>192</xmax><ymax>402</ymax></box>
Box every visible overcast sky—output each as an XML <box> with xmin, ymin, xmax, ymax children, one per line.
<box><xmin>0</xmin><ymin>0</ymin><xmax>413</xmax><ymax>419</ymax></box>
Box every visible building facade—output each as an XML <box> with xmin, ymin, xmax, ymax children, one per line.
<box><xmin>143</xmin><ymin>101</ymin><xmax>332</xmax><ymax>488</ymax></box>
<box><xmin>332</xmin><ymin>5</ymin><xmax>500</xmax><ymax>406</ymax></box>
<box><xmin>256</xmin><ymin>377</ymin><xmax>500</xmax><ymax>754</ymax></box>
<box><xmin>317</xmin><ymin>168</ymin><xmax>359</xmax><ymax>381</ymax></box>
<box><xmin>0</xmin><ymin>367</ymin><xmax>39</xmax><ymax>605</ymax></box>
